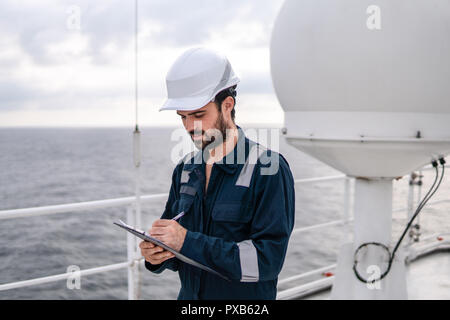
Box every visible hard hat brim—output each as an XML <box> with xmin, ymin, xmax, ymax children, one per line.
<box><xmin>159</xmin><ymin>77</ymin><xmax>240</xmax><ymax>112</ymax></box>
<box><xmin>159</xmin><ymin>95</ymin><xmax>212</xmax><ymax>112</ymax></box>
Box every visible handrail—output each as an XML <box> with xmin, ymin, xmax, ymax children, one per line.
<box><xmin>0</xmin><ymin>194</ymin><xmax>167</xmax><ymax>220</ymax></box>
<box><xmin>292</xmin><ymin>219</ymin><xmax>350</xmax><ymax>234</ymax></box>
<box><xmin>0</xmin><ymin>261</ymin><xmax>133</xmax><ymax>291</ymax></box>
<box><xmin>277</xmin><ymin>277</ymin><xmax>334</xmax><ymax>300</ymax></box>
<box><xmin>0</xmin><ymin>175</ymin><xmax>347</xmax><ymax>221</ymax></box>
<box><xmin>0</xmin><ymin>171</ymin><xmax>445</xmax><ymax>299</ymax></box>
<box><xmin>278</xmin><ymin>264</ymin><xmax>336</xmax><ymax>285</ymax></box>
<box><xmin>0</xmin><ymin>174</ymin><xmax>348</xmax><ymax>295</ymax></box>
<box><xmin>294</xmin><ymin>174</ymin><xmax>345</xmax><ymax>184</ymax></box>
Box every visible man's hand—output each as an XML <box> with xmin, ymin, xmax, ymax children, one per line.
<box><xmin>139</xmin><ymin>241</ymin><xmax>174</xmax><ymax>265</ymax></box>
<box><xmin>150</xmin><ymin>219</ymin><xmax>187</xmax><ymax>252</ymax></box>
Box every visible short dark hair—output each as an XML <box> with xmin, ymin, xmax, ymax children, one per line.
<box><xmin>213</xmin><ymin>85</ymin><xmax>237</xmax><ymax>122</ymax></box>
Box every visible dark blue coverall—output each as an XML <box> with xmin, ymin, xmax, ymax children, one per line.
<box><xmin>145</xmin><ymin>126</ymin><xmax>295</xmax><ymax>300</ymax></box>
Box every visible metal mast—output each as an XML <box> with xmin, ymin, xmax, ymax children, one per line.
<box><xmin>128</xmin><ymin>0</ymin><xmax>142</xmax><ymax>300</ymax></box>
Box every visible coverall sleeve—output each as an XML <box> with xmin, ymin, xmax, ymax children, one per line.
<box><xmin>144</xmin><ymin>165</ymin><xmax>181</xmax><ymax>274</ymax></box>
<box><xmin>179</xmin><ymin>154</ymin><xmax>295</xmax><ymax>282</ymax></box>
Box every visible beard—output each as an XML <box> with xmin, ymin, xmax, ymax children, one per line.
<box><xmin>191</xmin><ymin>112</ymin><xmax>229</xmax><ymax>151</ymax></box>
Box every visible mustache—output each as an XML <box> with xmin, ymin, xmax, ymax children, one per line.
<box><xmin>189</xmin><ymin>130</ymin><xmax>204</xmax><ymax>136</ymax></box>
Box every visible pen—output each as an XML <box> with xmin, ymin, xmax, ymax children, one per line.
<box><xmin>172</xmin><ymin>211</ymin><xmax>185</xmax><ymax>221</ymax></box>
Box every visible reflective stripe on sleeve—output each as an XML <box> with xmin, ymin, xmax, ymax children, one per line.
<box><xmin>237</xmin><ymin>240</ymin><xmax>259</xmax><ymax>282</ymax></box>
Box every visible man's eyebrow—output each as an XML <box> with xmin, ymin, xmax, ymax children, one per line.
<box><xmin>176</xmin><ymin>110</ymin><xmax>206</xmax><ymax>116</ymax></box>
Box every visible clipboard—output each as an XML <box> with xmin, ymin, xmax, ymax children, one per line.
<box><xmin>113</xmin><ymin>220</ymin><xmax>230</xmax><ymax>282</ymax></box>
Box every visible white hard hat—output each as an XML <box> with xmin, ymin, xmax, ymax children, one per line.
<box><xmin>160</xmin><ymin>47</ymin><xmax>240</xmax><ymax>111</ymax></box>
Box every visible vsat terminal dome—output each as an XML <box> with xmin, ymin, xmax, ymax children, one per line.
<box><xmin>270</xmin><ymin>0</ymin><xmax>450</xmax><ymax>178</ymax></box>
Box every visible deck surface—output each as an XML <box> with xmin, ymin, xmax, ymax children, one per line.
<box><xmin>303</xmin><ymin>251</ymin><xmax>450</xmax><ymax>300</ymax></box>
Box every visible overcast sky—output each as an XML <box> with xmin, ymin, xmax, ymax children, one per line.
<box><xmin>0</xmin><ymin>0</ymin><xmax>285</xmax><ymax>127</ymax></box>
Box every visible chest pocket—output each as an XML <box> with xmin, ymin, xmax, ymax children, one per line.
<box><xmin>212</xmin><ymin>201</ymin><xmax>252</xmax><ymax>222</ymax></box>
<box><xmin>171</xmin><ymin>184</ymin><xmax>198</xmax><ymax>228</ymax></box>
<box><xmin>211</xmin><ymin>201</ymin><xmax>253</xmax><ymax>241</ymax></box>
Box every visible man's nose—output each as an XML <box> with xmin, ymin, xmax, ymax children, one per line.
<box><xmin>184</xmin><ymin>116</ymin><xmax>194</xmax><ymax>133</ymax></box>
<box><xmin>185</xmin><ymin>118</ymin><xmax>203</xmax><ymax>134</ymax></box>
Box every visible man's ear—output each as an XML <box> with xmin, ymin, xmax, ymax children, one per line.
<box><xmin>222</xmin><ymin>96</ymin><xmax>235</xmax><ymax>116</ymax></box>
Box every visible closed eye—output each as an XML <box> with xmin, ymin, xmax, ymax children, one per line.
<box><xmin>177</xmin><ymin>111</ymin><xmax>205</xmax><ymax>119</ymax></box>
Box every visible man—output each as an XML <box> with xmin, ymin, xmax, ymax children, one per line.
<box><xmin>139</xmin><ymin>47</ymin><xmax>295</xmax><ymax>300</ymax></box>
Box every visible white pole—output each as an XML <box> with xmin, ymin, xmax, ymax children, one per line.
<box><xmin>133</xmin><ymin>130</ymin><xmax>142</xmax><ymax>230</ymax></box>
<box><xmin>331</xmin><ymin>178</ymin><xmax>407</xmax><ymax>299</ymax></box>
<box><xmin>126</xmin><ymin>206</ymin><xmax>136</xmax><ymax>300</ymax></box>
<box><xmin>132</xmin><ymin>129</ymin><xmax>142</xmax><ymax>301</ymax></box>
<box><xmin>132</xmin><ymin>0</ymin><xmax>142</xmax><ymax>300</ymax></box>
<box><xmin>353</xmin><ymin>178</ymin><xmax>393</xmax><ymax>247</ymax></box>
<box><xmin>343</xmin><ymin>176</ymin><xmax>352</xmax><ymax>243</ymax></box>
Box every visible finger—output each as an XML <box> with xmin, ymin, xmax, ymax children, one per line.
<box><xmin>139</xmin><ymin>241</ymin><xmax>156</xmax><ymax>249</ymax></box>
<box><xmin>152</xmin><ymin>250</ymin><xmax>174</xmax><ymax>261</ymax></box>
<box><xmin>148</xmin><ymin>254</ymin><xmax>174</xmax><ymax>265</ymax></box>
<box><xmin>152</xmin><ymin>235</ymin><xmax>167</xmax><ymax>243</ymax></box>
<box><xmin>158</xmin><ymin>253</ymin><xmax>175</xmax><ymax>262</ymax></box>
<box><xmin>150</xmin><ymin>226</ymin><xmax>168</xmax><ymax>236</ymax></box>
<box><xmin>148</xmin><ymin>246</ymin><xmax>165</xmax><ymax>254</ymax></box>
<box><xmin>159</xmin><ymin>252</ymin><xmax>175</xmax><ymax>260</ymax></box>
<box><xmin>142</xmin><ymin>246</ymin><xmax>164</xmax><ymax>256</ymax></box>
<box><xmin>152</xmin><ymin>219</ymin><xmax>172</xmax><ymax>227</ymax></box>
<box><xmin>152</xmin><ymin>219</ymin><xmax>165</xmax><ymax>227</ymax></box>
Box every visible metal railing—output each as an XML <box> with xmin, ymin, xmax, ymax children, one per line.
<box><xmin>0</xmin><ymin>168</ymin><xmax>447</xmax><ymax>299</ymax></box>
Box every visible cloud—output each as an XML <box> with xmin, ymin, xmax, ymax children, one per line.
<box><xmin>0</xmin><ymin>0</ymin><xmax>134</xmax><ymax>65</ymax></box>
<box><xmin>0</xmin><ymin>0</ymin><xmax>285</xmax><ymax>126</ymax></box>
<box><xmin>0</xmin><ymin>0</ymin><xmax>283</xmax><ymax>64</ymax></box>
<box><xmin>146</xmin><ymin>0</ymin><xmax>283</xmax><ymax>50</ymax></box>
<box><xmin>0</xmin><ymin>81</ymin><xmax>42</xmax><ymax>111</ymax></box>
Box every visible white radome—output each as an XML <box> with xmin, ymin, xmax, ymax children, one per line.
<box><xmin>270</xmin><ymin>0</ymin><xmax>450</xmax><ymax>178</ymax></box>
